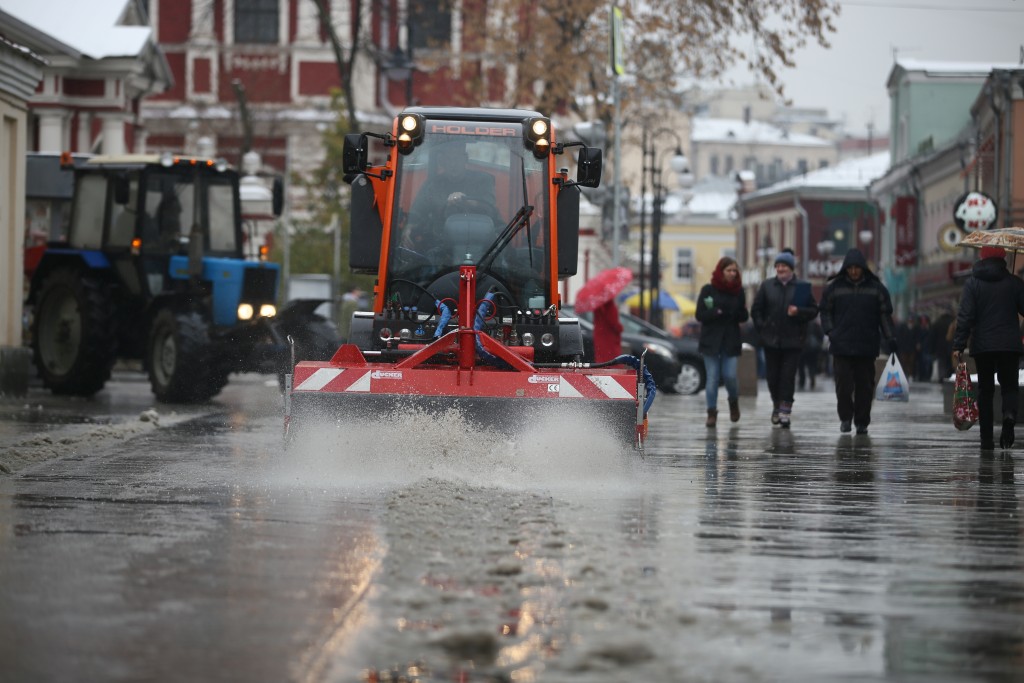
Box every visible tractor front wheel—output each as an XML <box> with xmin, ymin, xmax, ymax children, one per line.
<box><xmin>32</xmin><ymin>268</ymin><xmax>116</xmax><ymax>396</ymax></box>
<box><xmin>148</xmin><ymin>309</ymin><xmax>224</xmax><ymax>403</ymax></box>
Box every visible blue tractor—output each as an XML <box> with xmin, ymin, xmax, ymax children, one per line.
<box><xmin>26</xmin><ymin>153</ymin><xmax>338</xmax><ymax>402</ymax></box>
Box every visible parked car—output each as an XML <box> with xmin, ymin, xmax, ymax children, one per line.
<box><xmin>562</xmin><ymin>306</ymin><xmax>682</xmax><ymax>394</ymax></box>
<box><xmin>565</xmin><ymin>306</ymin><xmax>706</xmax><ymax>395</ymax></box>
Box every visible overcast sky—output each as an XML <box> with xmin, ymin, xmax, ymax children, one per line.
<box><xmin>725</xmin><ymin>0</ymin><xmax>1024</xmax><ymax>136</ymax></box>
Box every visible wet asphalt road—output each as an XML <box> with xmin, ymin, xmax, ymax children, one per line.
<box><xmin>0</xmin><ymin>371</ymin><xmax>1022</xmax><ymax>682</ymax></box>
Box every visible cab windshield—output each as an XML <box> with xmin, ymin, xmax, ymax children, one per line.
<box><xmin>388</xmin><ymin>121</ymin><xmax>551</xmax><ymax>311</ymax></box>
<box><xmin>141</xmin><ymin>169</ymin><xmax>239</xmax><ymax>256</ymax></box>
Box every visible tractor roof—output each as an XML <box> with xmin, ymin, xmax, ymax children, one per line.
<box><xmin>402</xmin><ymin>106</ymin><xmax>543</xmax><ymax>122</ymax></box>
<box><xmin>83</xmin><ymin>154</ymin><xmax>237</xmax><ymax>172</ymax></box>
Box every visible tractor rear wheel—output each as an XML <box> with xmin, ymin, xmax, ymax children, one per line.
<box><xmin>32</xmin><ymin>268</ymin><xmax>116</xmax><ymax>396</ymax></box>
<box><xmin>147</xmin><ymin>309</ymin><xmax>224</xmax><ymax>403</ymax></box>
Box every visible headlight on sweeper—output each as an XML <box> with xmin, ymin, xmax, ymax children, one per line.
<box><xmin>259</xmin><ymin>304</ymin><xmax>277</xmax><ymax>318</ymax></box>
<box><xmin>237</xmin><ymin>303</ymin><xmax>254</xmax><ymax>321</ymax></box>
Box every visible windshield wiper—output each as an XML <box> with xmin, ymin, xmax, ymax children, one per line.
<box><xmin>475</xmin><ymin>204</ymin><xmax>534</xmax><ymax>274</ymax></box>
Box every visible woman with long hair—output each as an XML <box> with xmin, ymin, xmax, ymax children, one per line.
<box><xmin>695</xmin><ymin>257</ymin><xmax>749</xmax><ymax>428</ymax></box>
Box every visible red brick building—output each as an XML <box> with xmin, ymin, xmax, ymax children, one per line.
<box><xmin>141</xmin><ymin>0</ymin><xmax>500</xmax><ymax>186</ymax></box>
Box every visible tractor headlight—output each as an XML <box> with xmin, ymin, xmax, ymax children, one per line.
<box><xmin>540</xmin><ymin>333</ymin><xmax>555</xmax><ymax>347</ymax></box>
<box><xmin>237</xmin><ymin>303</ymin><xmax>254</xmax><ymax>320</ymax></box>
<box><xmin>259</xmin><ymin>304</ymin><xmax>277</xmax><ymax>318</ymax></box>
<box><xmin>523</xmin><ymin>117</ymin><xmax>551</xmax><ymax>158</ymax></box>
<box><xmin>397</xmin><ymin>113</ymin><xmax>425</xmax><ymax>153</ymax></box>
<box><xmin>521</xmin><ymin>332</ymin><xmax>535</xmax><ymax>347</ymax></box>
<box><xmin>643</xmin><ymin>342</ymin><xmax>674</xmax><ymax>359</ymax></box>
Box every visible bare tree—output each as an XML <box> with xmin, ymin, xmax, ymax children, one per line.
<box><xmin>480</xmin><ymin>0</ymin><xmax>839</xmax><ymax>127</ymax></box>
<box><xmin>312</xmin><ymin>0</ymin><xmax>363</xmax><ymax>128</ymax></box>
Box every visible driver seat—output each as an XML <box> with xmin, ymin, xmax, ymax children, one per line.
<box><xmin>442</xmin><ymin>213</ymin><xmax>494</xmax><ymax>263</ymax></box>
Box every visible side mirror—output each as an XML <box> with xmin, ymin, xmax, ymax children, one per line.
<box><xmin>576</xmin><ymin>147</ymin><xmax>602</xmax><ymax>188</ymax></box>
<box><xmin>342</xmin><ymin>134</ymin><xmax>369</xmax><ymax>175</ymax></box>
<box><xmin>113</xmin><ymin>175</ymin><xmax>131</xmax><ymax>205</ymax></box>
<box><xmin>271</xmin><ymin>177</ymin><xmax>284</xmax><ymax>217</ymax></box>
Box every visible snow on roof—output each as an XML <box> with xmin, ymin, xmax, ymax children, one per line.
<box><xmin>895</xmin><ymin>58</ymin><xmax>1023</xmax><ymax>76</ymax></box>
<box><xmin>691</xmin><ymin>117</ymin><xmax>832</xmax><ymax>147</ymax></box>
<box><xmin>686</xmin><ymin>191</ymin><xmax>737</xmax><ymax>218</ymax></box>
<box><xmin>746</xmin><ymin>151</ymin><xmax>891</xmax><ymax>199</ymax></box>
<box><xmin>2</xmin><ymin>0</ymin><xmax>150</xmax><ymax>59</ymax></box>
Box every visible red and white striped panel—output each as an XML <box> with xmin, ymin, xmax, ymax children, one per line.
<box><xmin>558</xmin><ymin>374</ymin><xmax>635</xmax><ymax>400</ymax></box>
<box><xmin>293</xmin><ymin>368</ymin><xmax>371</xmax><ymax>393</ymax></box>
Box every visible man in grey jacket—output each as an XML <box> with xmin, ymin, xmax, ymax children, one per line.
<box><xmin>820</xmin><ymin>249</ymin><xmax>897</xmax><ymax>435</ymax></box>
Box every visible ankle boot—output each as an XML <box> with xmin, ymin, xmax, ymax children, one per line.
<box><xmin>706</xmin><ymin>409</ymin><xmax>718</xmax><ymax>428</ymax></box>
<box><xmin>729</xmin><ymin>399</ymin><xmax>740</xmax><ymax>422</ymax></box>
<box><xmin>778</xmin><ymin>402</ymin><xmax>792</xmax><ymax>428</ymax></box>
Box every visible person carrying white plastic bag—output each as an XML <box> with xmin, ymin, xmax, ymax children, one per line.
<box><xmin>951</xmin><ymin>245</ymin><xmax>1024</xmax><ymax>452</ymax></box>
<box><xmin>875</xmin><ymin>353</ymin><xmax>910</xmax><ymax>403</ymax></box>
<box><xmin>820</xmin><ymin>248</ymin><xmax>899</xmax><ymax>435</ymax></box>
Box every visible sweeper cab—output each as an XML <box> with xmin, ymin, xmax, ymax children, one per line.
<box><xmin>284</xmin><ymin>107</ymin><xmax>655</xmax><ymax>448</ymax></box>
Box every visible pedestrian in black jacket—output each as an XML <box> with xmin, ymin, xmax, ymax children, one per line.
<box><xmin>819</xmin><ymin>249</ymin><xmax>897</xmax><ymax>435</ymax></box>
<box><xmin>952</xmin><ymin>245</ymin><xmax>1024</xmax><ymax>451</ymax></box>
<box><xmin>751</xmin><ymin>250</ymin><xmax>818</xmax><ymax>428</ymax></box>
<box><xmin>696</xmin><ymin>257</ymin><xmax>749</xmax><ymax>428</ymax></box>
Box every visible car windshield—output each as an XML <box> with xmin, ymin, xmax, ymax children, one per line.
<box><xmin>387</xmin><ymin>120</ymin><xmax>551</xmax><ymax>310</ymax></box>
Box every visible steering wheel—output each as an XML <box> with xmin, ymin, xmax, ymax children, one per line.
<box><xmin>415</xmin><ymin>269</ymin><xmax>517</xmax><ymax>318</ymax></box>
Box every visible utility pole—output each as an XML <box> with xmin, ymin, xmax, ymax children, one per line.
<box><xmin>610</xmin><ymin>4</ymin><xmax>624</xmax><ymax>266</ymax></box>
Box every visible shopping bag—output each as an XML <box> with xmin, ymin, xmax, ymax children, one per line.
<box><xmin>875</xmin><ymin>353</ymin><xmax>910</xmax><ymax>402</ymax></box>
<box><xmin>952</xmin><ymin>362</ymin><xmax>978</xmax><ymax>431</ymax></box>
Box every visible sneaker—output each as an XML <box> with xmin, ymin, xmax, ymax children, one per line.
<box><xmin>779</xmin><ymin>413</ymin><xmax>791</xmax><ymax>429</ymax></box>
<box><xmin>840</xmin><ymin>420</ymin><xmax>852</xmax><ymax>433</ymax></box>
<box><xmin>856</xmin><ymin>426</ymin><xmax>868</xmax><ymax>435</ymax></box>
<box><xmin>771</xmin><ymin>410</ymin><xmax>780</xmax><ymax>425</ymax></box>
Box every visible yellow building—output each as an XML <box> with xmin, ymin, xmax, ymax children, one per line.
<box><xmin>641</xmin><ymin>178</ymin><xmax>739</xmax><ymax>333</ymax></box>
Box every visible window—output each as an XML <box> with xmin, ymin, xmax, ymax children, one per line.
<box><xmin>409</xmin><ymin>0</ymin><xmax>452</xmax><ymax>49</ymax></box>
<box><xmin>235</xmin><ymin>0</ymin><xmax>278</xmax><ymax>44</ymax></box>
<box><xmin>709</xmin><ymin>155</ymin><xmax>719</xmax><ymax>176</ymax></box>
<box><xmin>724</xmin><ymin>155</ymin><xmax>734</xmax><ymax>174</ymax></box>
<box><xmin>675</xmin><ymin>248</ymin><xmax>694</xmax><ymax>282</ymax></box>
<box><xmin>109</xmin><ymin>180</ymin><xmax>139</xmax><ymax>247</ymax></box>
<box><xmin>70</xmin><ymin>175</ymin><xmax>107</xmax><ymax>249</ymax></box>
<box><xmin>797</xmin><ymin>159</ymin><xmax>808</xmax><ymax>175</ymax></box>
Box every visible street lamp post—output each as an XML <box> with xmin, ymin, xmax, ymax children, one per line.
<box><xmin>641</xmin><ymin>126</ymin><xmax>691</xmax><ymax>328</ymax></box>
<box><xmin>638</xmin><ymin>129</ymin><xmax>650</xmax><ymax>322</ymax></box>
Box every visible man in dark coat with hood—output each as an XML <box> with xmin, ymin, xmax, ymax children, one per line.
<box><xmin>820</xmin><ymin>248</ymin><xmax>897</xmax><ymax>435</ymax></box>
<box><xmin>952</xmin><ymin>245</ymin><xmax>1024</xmax><ymax>451</ymax></box>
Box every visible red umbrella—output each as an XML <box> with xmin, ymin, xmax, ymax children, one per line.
<box><xmin>574</xmin><ymin>266</ymin><xmax>633</xmax><ymax>314</ymax></box>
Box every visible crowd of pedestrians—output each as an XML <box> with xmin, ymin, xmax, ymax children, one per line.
<box><xmin>686</xmin><ymin>243</ymin><xmax>1023</xmax><ymax>451</ymax></box>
